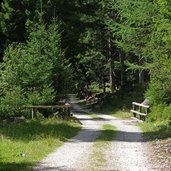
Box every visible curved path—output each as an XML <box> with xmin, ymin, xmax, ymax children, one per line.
<box><xmin>34</xmin><ymin>95</ymin><xmax>159</xmax><ymax>171</ymax></box>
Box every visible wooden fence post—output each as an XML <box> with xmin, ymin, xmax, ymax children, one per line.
<box><xmin>31</xmin><ymin>107</ymin><xmax>34</xmax><ymax>119</ymax></box>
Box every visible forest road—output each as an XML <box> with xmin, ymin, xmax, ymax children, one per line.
<box><xmin>34</xmin><ymin>94</ymin><xmax>160</xmax><ymax>171</ymax></box>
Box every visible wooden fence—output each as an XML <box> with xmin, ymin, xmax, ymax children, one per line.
<box><xmin>130</xmin><ymin>102</ymin><xmax>150</xmax><ymax>121</ymax></box>
<box><xmin>27</xmin><ymin>103</ymin><xmax>71</xmax><ymax>119</ymax></box>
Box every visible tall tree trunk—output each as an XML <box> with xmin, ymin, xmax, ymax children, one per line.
<box><xmin>103</xmin><ymin>79</ymin><xmax>106</xmax><ymax>93</ymax></box>
<box><xmin>138</xmin><ymin>55</ymin><xmax>144</xmax><ymax>85</ymax></box>
<box><xmin>108</xmin><ymin>36</ymin><xmax>115</xmax><ymax>93</ymax></box>
<box><xmin>119</xmin><ymin>50</ymin><xmax>125</xmax><ymax>90</ymax></box>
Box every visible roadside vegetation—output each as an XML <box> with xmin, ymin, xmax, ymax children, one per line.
<box><xmin>79</xmin><ymin>84</ymin><xmax>171</xmax><ymax>168</ymax></box>
<box><xmin>78</xmin><ymin>85</ymin><xmax>144</xmax><ymax>119</ymax></box>
<box><xmin>139</xmin><ymin>121</ymin><xmax>171</xmax><ymax>140</ymax></box>
<box><xmin>0</xmin><ymin>118</ymin><xmax>81</xmax><ymax>171</ymax></box>
<box><xmin>139</xmin><ymin>120</ymin><xmax>171</xmax><ymax>168</ymax></box>
<box><xmin>79</xmin><ymin>82</ymin><xmax>171</xmax><ymax>140</ymax></box>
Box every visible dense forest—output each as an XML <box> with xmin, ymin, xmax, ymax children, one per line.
<box><xmin>0</xmin><ymin>0</ymin><xmax>170</xmax><ymax>122</ymax></box>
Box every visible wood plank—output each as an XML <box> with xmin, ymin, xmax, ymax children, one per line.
<box><xmin>130</xmin><ymin>110</ymin><xmax>147</xmax><ymax>116</ymax></box>
<box><xmin>27</xmin><ymin>105</ymin><xmax>70</xmax><ymax>109</ymax></box>
<box><xmin>31</xmin><ymin>108</ymin><xmax>34</xmax><ymax>119</ymax></box>
<box><xmin>27</xmin><ymin>104</ymin><xmax>71</xmax><ymax>119</ymax></box>
<box><xmin>132</xmin><ymin>102</ymin><xmax>149</xmax><ymax>108</ymax></box>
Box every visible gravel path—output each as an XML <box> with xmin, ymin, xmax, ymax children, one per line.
<box><xmin>99</xmin><ymin>115</ymin><xmax>158</xmax><ymax>171</ymax></box>
<box><xmin>34</xmin><ymin>95</ymin><xmax>159</xmax><ymax>171</ymax></box>
<box><xmin>34</xmin><ymin>96</ymin><xmax>103</xmax><ymax>171</ymax></box>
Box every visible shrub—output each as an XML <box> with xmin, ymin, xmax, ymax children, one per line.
<box><xmin>0</xmin><ymin>87</ymin><xmax>26</xmax><ymax>117</ymax></box>
<box><xmin>0</xmin><ymin>20</ymin><xmax>64</xmax><ymax>118</ymax></box>
<box><xmin>162</xmin><ymin>105</ymin><xmax>171</xmax><ymax>122</ymax></box>
<box><xmin>148</xmin><ymin>104</ymin><xmax>171</xmax><ymax>122</ymax></box>
<box><xmin>26</xmin><ymin>85</ymin><xmax>55</xmax><ymax>105</ymax></box>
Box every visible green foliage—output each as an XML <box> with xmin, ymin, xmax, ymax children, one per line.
<box><xmin>103</xmin><ymin>0</ymin><xmax>171</xmax><ymax>121</ymax></box>
<box><xmin>0</xmin><ymin>87</ymin><xmax>26</xmax><ymax>117</ymax></box>
<box><xmin>163</xmin><ymin>105</ymin><xmax>171</xmax><ymax>121</ymax></box>
<box><xmin>148</xmin><ymin>104</ymin><xmax>171</xmax><ymax>122</ymax></box>
<box><xmin>148</xmin><ymin>104</ymin><xmax>166</xmax><ymax>122</ymax></box>
<box><xmin>0</xmin><ymin>20</ymin><xmax>64</xmax><ymax>117</ymax></box>
<box><xmin>140</xmin><ymin>120</ymin><xmax>171</xmax><ymax>140</ymax></box>
<box><xmin>145</xmin><ymin>0</ymin><xmax>171</xmax><ymax>107</ymax></box>
<box><xmin>26</xmin><ymin>86</ymin><xmax>55</xmax><ymax>105</ymax></box>
<box><xmin>0</xmin><ymin>0</ymin><xmax>171</xmax><ymax>122</ymax></box>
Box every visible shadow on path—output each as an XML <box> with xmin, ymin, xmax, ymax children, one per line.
<box><xmin>0</xmin><ymin>162</ymin><xmax>32</xmax><ymax>171</ymax></box>
<box><xmin>68</xmin><ymin>128</ymin><xmax>146</xmax><ymax>143</ymax></box>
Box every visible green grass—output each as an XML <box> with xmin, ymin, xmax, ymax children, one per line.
<box><xmin>89</xmin><ymin>114</ymin><xmax>102</xmax><ymax>120</ymax></box>
<box><xmin>97</xmin><ymin>124</ymin><xmax>116</xmax><ymax>142</ymax></box>
<box><xmin>139</xmin><ymin>120</ymin><xmax>171</xmax><ymax>140</ymax></box>
<box><xmin>0</xmin><ymin>118</ymin><xmax>81</xmax><ymax>171</ymax></box>
<box><xmin>89</xmin><ymin>124</ymin><xmax>116</xmax><ymax>169</ymax></box>
<box><xmin>139</xmin><ymin>120</ymin><xmax>171</xmax><ymax>167</ymax></box>
<box><xmin>111</xmin><ymin>110</ymin><xmax>132</xmax><ymax>119</ymax></box>
<box><xmin>97</xmin><ymin>107</ymin><xmax>132</xmax><ymax>119</ymax></box>
<box><xmin>91</xmin><ymin>104</ymin><xmax>132</xmax><ymax>119</ymax></box>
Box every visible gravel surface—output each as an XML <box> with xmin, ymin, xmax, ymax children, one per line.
<box><xmin>34</xmin><ymin>95</ymin><xmax>102</xmax><ymax>171</ymax></box>
<box><xmin>34</xmin><ymin>95</ymin><xmax>160</xmax><ymax>171</ymax></box>
<box><xmin>100</xmin><ymin>115</ymin><xmax>159</xmax><ymax>171</ymax></box>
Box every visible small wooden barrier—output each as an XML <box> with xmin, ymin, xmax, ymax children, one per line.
<box><xmin>28</xmin><ymin>103</ymin><xmax>71</xmax><ymax>119</ymax></box>
<box><xmin>130</xmin><ymin>102</ymin><xmax>149</xmax><ymax>121</ymax></box>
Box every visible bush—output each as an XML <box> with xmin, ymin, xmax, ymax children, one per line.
<box><xmin>148</xmin><ymin>104</ymin><xmax>171</xmax><ymax>122</ymax></box>
<box><xmin>0</xmin><ymin>87</ymin><xmax>27</xmax><ymax>117</ymax></box>
<box><xmin>26</xmin><ymin>85</ymin><xmax>55</xmax><ymax>105</ymax></box>
<box><xmin>0</xmin><ymin>20</ymin><xmax>64</xmax><ymax>118</ymax></box>
<box><xmin>163</xmin><ymin>105</ymin><xmax>171</xmax><ymax>122</ymax></box>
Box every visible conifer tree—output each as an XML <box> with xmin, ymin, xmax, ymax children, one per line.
<box><xmin>0</xmin><ymin>20</ymin><xmax>65</xmax><ymax>117</ymax></box>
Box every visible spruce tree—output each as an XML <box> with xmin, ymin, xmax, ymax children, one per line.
<box><xmin>0</xmin><ymin>20</ymin><xmax>64</xmax><ymax>117</ymax></box>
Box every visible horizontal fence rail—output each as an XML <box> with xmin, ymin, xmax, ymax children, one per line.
<box><xmin>130</xmin><ymin>102</ymin><xmax>150</xmax><ymax>121</ymax></box>
<box><xmin>27</xmin><ymin>103</ymin><xmax>71</xmax><ymax>119</ymax></box>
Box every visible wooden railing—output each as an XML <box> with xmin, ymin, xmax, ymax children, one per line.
<box><xmin>130</xmin><ymin>102</ymin><xmax>150</xmax><ymax>121</ymax></box>
<box><xmin>27</xmin><ymin>103</ymin><xmax>71</xmax><ymax>119</ymax></box>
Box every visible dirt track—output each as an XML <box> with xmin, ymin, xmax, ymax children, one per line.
<box><xmin>34</xmin><ymin>95</ymin><xmax>160</xmax><ymax>171</ymax></box>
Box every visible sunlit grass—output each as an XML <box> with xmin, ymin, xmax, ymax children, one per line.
<box><xmin>89</xmin><ymin>124</ymin><xmax>116</xmax><ymax>170</ymax></box>
<box><xmin>0</xmin><ymin>118</ymin><xmax>81</xmax><ymax>171</ymax></box>
<box><xmin>92</xmin><ymin>105</ymin><xmax>132</xmax><ymax>119</ymax></box>
<box><xmin>138</xmin><ymin>120</ymin><xmax>171</xmax><ymax>140</ymax></box>
<box><xmin>89</xmin><ymin>114</ymin><xmax>102</xmax><ymax>120</ymax></box>
<box><xmin>110</xmin><ymin>110</ymin><xmax>132</xmax><ymax>119</ymax></box>
<box><xmin>97</xmin><ymin>124</ymin><xmax>116</xmax><ymax>142</ymax></box>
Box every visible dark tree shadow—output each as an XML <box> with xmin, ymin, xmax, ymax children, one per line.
<box><xmin>0</xmin><ymin>162</ymin><xmax>33</xmax><ymax>171</ymax></box>
<box><xmin>0</xmin><ymin>120</ymin><xmax>80</xmax><ymax>142</ymax></box>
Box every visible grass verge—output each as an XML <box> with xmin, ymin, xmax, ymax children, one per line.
<box><xmin>139</xmin><ymin>121</ymin><xmax>171</xmax><ymax>169</ymax></box>
<box><xmin>106</xmin><ymin>109</ymin><xmax>132</xmax><ymax>119</ymax></box>
<box><xmin>91</xmin><ymin>106</ymin><xmax>132</xmax><ymax>119</ymax></box>
<box><xmin>89</xmin><ymin>124</ymin><xmax>116</xmax><ymax>170</ymax></box>
<box><xmin>139</xmin><ymin>120</ymin><xmax>171</xmax><ymax>140</ymax></box>
<box><xmin>0</xmin><ymin>118</ymin><xmax>81</xmax><ymax>171</ymax></box>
